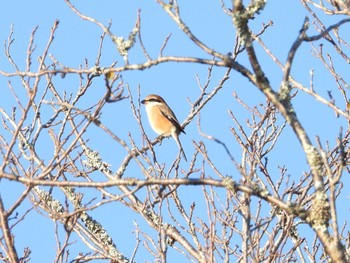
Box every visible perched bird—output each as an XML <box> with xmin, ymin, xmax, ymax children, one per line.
<box><xmin>141</xmin><ymin>94</ymin><xmax>187</xmax><ymax>161</ymax></box>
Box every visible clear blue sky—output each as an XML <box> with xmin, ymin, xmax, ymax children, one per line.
<box><xmin>0</xmin><ymin>1</ymin><xmax>349</xmax><ymax>262</ymax></box>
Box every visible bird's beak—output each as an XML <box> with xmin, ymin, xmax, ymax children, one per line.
<box><xmin>141</xmin><ymin>99</ymin><xmax>146</xmax><ymax>104</ymax></box>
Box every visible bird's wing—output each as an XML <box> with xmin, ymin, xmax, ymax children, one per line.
<box><xmin>160</xmin><ymin>107</ymin><xmax>186</xmax><ymax>134</ymax></box>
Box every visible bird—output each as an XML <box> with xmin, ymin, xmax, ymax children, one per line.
<box><xmin>141</xmin><ymin>94</ymin><xmax>187</xmax><ymax>162</ymax></box>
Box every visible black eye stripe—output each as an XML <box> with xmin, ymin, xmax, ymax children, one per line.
<box><xmin>149</xmin><ymin>98</ymin><xmax>161</xmax><ymax>103</ymax></box>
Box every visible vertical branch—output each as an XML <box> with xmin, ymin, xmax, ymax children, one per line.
<box><xmin>232</xmin><ymin>0</ymin><xmax>325</xmax><ymax>192</ymax></box>
<box><xmin>0</xmin><ymin>196</ymin><xmax>19</xmax><ymax>262</ymax></box>
<box><xmin>232</xmin><ymin>0</ymin><xmax>348</xmax><ymax>262</ymax></box>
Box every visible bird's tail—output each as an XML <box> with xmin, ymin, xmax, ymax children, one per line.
<box><xmin>180</xmin><ymin>147</ymin><xmax>187</xmax><ymax>162</ymax></box>
<box><xmin>173</xmin><ymin>134</ymin><xmax>187</xmax><ymax>162</ymax></box>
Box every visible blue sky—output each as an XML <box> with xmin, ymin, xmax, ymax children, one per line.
<box><xmin>0</xmin><ymin>0</ymin><xmax>349</xmax><ymax>262</ymax></box>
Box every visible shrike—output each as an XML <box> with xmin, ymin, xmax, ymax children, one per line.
<box><xmin>141</xmin><ymin>94</ymin><xmax>187</xmax><ymax>161</ymax></box>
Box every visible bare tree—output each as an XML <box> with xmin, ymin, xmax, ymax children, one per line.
<box><xmin>0</xmin><ymin>0</ymin><xmax>350</xmax><ymax>262</ymax></box>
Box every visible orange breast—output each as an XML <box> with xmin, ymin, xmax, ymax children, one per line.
<box><xmin>146</xmin><ymin>106</ymin><xmax>174</xmax><ymax>137</ymax></box>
